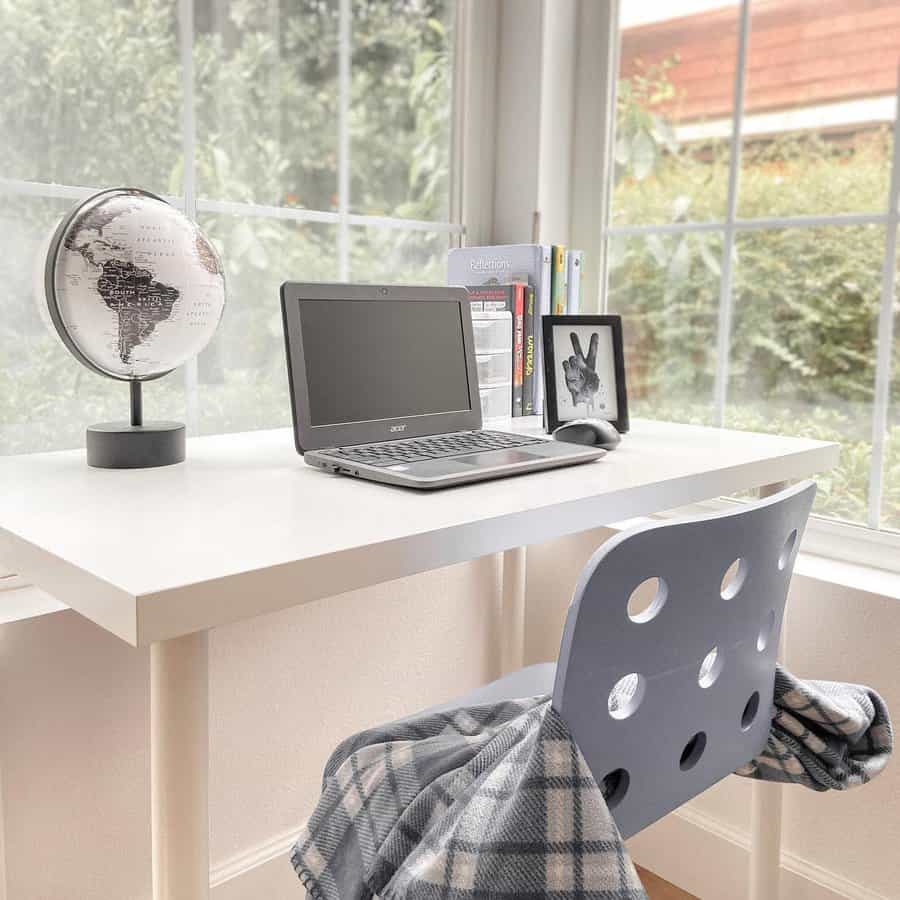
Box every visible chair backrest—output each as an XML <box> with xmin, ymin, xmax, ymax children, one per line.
<box><xmin>552</xmin><ymin>481</ymin><xmax>816</xmax><ymax>839</ymax></box>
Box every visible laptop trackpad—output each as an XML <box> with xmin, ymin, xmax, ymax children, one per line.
<box><xmin>454</xmin><ymin>449</ymin><xmax>541</xmax><ymax>466</ymax></box>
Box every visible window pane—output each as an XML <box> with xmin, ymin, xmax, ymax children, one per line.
<box><xmin>194</xmin><ymin>0</ymin><xmax>339</xmax><ymax>210</ymax></box>
<box><xmin>883</xmin><ymin>228</ymin><xmax>900</xmax><ymax>531</ymax></box>
<box><xmin>0</xmin><ymin>0</ymin><xmax>183</xmax><ymax>193</ymax></box>
<box><xmin>612</xmin><ymin>2</ymin><xmax>739</xmax><ymax>226</ymax></box>
<box><xmin>0</xmin><ymin>193</ymin><xmax>185</xmax><ymax>455</ymax></box>
<box><xmin>350</xmin><ymin>227</ymin><xmax>450</xmax><ymax>283</ymax></box>
<box><xmin>350</xmin><ymin>0</ymin><xmax>455</xmax><ymax>221</ymax></box>
<box><xmin>196</xmin><ymin>213</ymin><xmax>338</xmax><ymax>435</ymax></box>
<box><xmin>607</xmin><ymin>232</ymin><xmax>722</xmax><ymax>423</ymax></box>
<box><xmin>737</xmin><ymin>0</ymin><xmax>897</xmax><ymax>218</ymax></box>
<box><xmin>728</xmin><ymin>226</ymin><xmax>883</xmax><ymax>524</ymax></box>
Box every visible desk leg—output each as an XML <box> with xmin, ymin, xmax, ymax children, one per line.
<box><xmin>151</xmin><ymin>631</ymin><xmax>210</xmax><ymax>900</ymax></box>
<box><xmin>749</xmin><ymin>481</ymin><xmax>788</xmax><ymax>900</ymax></box>
<box><xmin>499</xmin><ymin>547</ymin><xmax>527</xmax><ymax>674</ymax></box>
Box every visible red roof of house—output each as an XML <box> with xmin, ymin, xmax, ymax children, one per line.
<box><xmin>620</xmin><ymin>0</ymin><xmax>900</xmax><ymax>122</ymax></box>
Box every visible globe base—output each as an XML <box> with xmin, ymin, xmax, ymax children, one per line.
<box><xmin>86</xmin><ymin>421</ymin><xmax>186</xmax><ymax>469</ymax></box>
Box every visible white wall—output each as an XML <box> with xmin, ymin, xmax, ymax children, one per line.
<box><xmin>0</xmin><ymin>556</ymin><xmax>503</xmax><ymax>900</ymax></box>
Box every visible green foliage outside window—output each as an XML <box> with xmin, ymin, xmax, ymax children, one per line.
<box><xmin>0</xmin><ymin>0</ymin><xmax>454</xmax><ymax>450</ymax></box>
<box><xmin>611</xmin><ymin>63</ymin><xmax>899</xmax><ymax>530</ymax></box>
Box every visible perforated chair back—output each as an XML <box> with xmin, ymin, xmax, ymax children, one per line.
<box><xmin>552</xmin><ymin>481</ymin><xmax>816</xmax><ymax>839</ymax></box>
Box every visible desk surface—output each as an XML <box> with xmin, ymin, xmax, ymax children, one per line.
<box><xmin>0</xmin><ymin>418</ymin><xmax>838</xmax><ymax>646</ymax></box>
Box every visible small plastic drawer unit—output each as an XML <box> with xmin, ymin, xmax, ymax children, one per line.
<box><xmin>476</xmin><ymin>352</ymin><xmax>512</xmax><ymax>388</ymax></box>
<box><xmin>479</xmin><ymin>385</ymin><xmax>513</xmax><ymax>422</ymax></box>
<box><xmin>471</xmin><ymin>311</ymin><xmax>513</xmax><ymax>355</ymax></box>
<box><xmin>471</xmin><ymin>310</ymin><xmax>512</xmax><ymax>423</ymax></box>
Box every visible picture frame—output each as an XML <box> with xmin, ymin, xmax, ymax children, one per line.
<box><xmin>542</xmin><ymin>315</ymin><xmax>629</xmax><ymax>433</ymax></box>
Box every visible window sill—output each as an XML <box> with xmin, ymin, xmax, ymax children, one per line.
<box><xmin>0</xmin><ymin>579</ymin><xmax>66</xmax><ymax>625</ymax></box>
<box><xmin>793</xmin><ymin>552</ymin><xmax>900</xmax><ymax>602</ymax></box>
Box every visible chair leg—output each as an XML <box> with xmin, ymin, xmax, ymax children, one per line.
<box><xmin>499</xmin><ymin>547</ymin><xmax>527</xmax><ymax>674</ymax></box>
<box><xmin>749</xmin><ymin>781</ymin><xmax>783</xmax><ymax>900</ymax></box>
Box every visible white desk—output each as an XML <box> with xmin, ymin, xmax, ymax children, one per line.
<box><xmin>0</xmin><ymin>418</ymin><xmax>838</xmax><ymax>899</ymax></box>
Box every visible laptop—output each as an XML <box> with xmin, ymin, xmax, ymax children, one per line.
<box><xmin>280</xmin><ymin>282</ymin><xmax>605</xmax><ymax>489</ymax></box>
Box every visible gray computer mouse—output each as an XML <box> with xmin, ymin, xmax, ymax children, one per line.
<box><xmin>552</xmin><ymin>419</ymin><xmax>621</xmax><ymax>450</ymax></box>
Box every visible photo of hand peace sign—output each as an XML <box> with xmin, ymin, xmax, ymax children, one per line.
<box><xmin>542</xmin><ymin>315</ymin><xmax>629</xmax><ymax>433</ymax></box>
<box><xmin>562</xmin><ymin>332</ymin><xmax>601</xmax><ymax>407</ymax></box>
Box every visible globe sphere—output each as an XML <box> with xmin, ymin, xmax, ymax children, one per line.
<box><xmin>44</xmin><ymin>188</ymin><xmax>226</xmax><ymax>381</ymax></box>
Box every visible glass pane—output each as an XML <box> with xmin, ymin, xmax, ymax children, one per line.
<box><xmin>350</xmin><ymin>0</ymin><xmax>455</xmax><ymax>220</ymax></box>
<box><xmin>350</xmin><ymin>227</ymin><xmax>449</xmax><ymax>283</ymax></box>
<box><xmin>195</xmin><ymin>212</ymin><xmax>338</xmax><ymax>435</ymax></box>
<box><xmin>607</xmin><ymin>232</ymin><xmax>722</xmax><ymax>423</ymax></box>
<box><xmin>612</xmin><ymin>2</ymin><xmax>739</xmax><ymax>226</ymax></box>
<box><xmin>883</xmin><ymin>228</ymin><xmax>900</xmax><ymax>531</ymax></box>
<box><xmin>0</xmin><ymin>0</ymin><xmax>183</xmax><ymax>193</ymax></box>
<box><xmin>728</xmin><ymin>226</ymin><xmax>883</xmax><ymax>524</ymax></box>
<box><xmin>0</xmin><ymin>193</ymin><xmax>185</xmax><ymax>455</ymax></box>
<box><xmin>195</xmin><ymin>0</ymin><xmax>340</xmax><ymax>210</ymax></box>
<box><xmin>737</xmin><ymin>0</ymin><xmax>896</xmax><ymax>218</ymax></box>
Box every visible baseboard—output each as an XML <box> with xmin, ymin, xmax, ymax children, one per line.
<box><xmin>210</xmin><ymin>805</ymin><xmax>889</xmax><ymax>900</ymax></box>
<box><xmin>627</xmin><ymin>804</ymin><xmax>890</xmax><ymax>900</ymax></box>
<box><xmin>210</xmin><ymin>826</ymin><xmax>300</xmax><ymax>898</ymax></box>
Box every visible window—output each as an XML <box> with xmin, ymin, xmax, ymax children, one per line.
<box><xmin>607</xmin><ymin>0</ymin><xmax>900</xmax><ymax>532</ymax></box>
<box><xmin>0</xmin><ymin>0</ymin><xmax>461</xmax><ymax>454</ymax></box>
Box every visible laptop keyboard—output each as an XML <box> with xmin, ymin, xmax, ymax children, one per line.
<box><xmin>325</xmin><ymin>431</ymin><xmax>546</xmax><ymax>467</ymax></box>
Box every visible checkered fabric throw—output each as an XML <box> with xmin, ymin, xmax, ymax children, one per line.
<box><xmin>292</xmin><ymin>666</ymin><xmax>891</xmax><ymax>899</ymax></box>
<box><xmin>291</xmin><ymin>697</ymin><xmax>647</xmax><ymax>900</ymax></box>
<box><xmin>735</xmin><ymin>666</ymin><xmax>893</xmax><ymax>790</ymax></box>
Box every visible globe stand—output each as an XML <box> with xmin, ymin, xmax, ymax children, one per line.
<box><xmin>86</xmin><ymin>382</ymin><xmax>185</xmax><ymax>469</ymax></box>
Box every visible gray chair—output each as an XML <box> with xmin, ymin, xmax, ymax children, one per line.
<box><xmin>424</xmin><ymin>480</ymin><xmax>815</xmax><ymax>839</ymax></box>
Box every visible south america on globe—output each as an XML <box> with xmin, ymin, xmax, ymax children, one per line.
<box><xmin>47</xmin><ymin>187</ymin><xmax>225</xmax><ymax>381</ymax></box>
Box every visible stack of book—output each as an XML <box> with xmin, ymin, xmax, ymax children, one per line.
<box><xmin>448</xmin><ymin>243</ymin><xmax>585</xmax><ymax>417</ymax></box>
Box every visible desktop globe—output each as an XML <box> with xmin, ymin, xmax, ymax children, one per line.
<box><xmin>43</xmin><ymin>187</ymin><xmax>226</xmax><ymax>468</ymax></box>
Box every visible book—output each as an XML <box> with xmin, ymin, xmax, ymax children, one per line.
<box><xmin>551</xmin><ymin>245</ymin><xmax>567</xmax><ymax>315</ymax></box>
<box><xmin>567</xmin><ymin>250</ymin><xmax>583</xmax><ymax>314</ymax></box>
<box><xmin>522</xmin><ymin>284</ymin><xmax>535</xmax><ymax>416</ymax></box>
<box><xmin>448</xmin><ymin>243</ymin><xmax>552</xmax><ymax>415</ymax></box>
<box><xmin>512</xmin><ymin>282</ymin><xmax>525</xmax><ymax>416</ymax></box>
<box><xmin>466</xmin><ymin>284</ymin><xmax>514</xmax><ymax>314</ymax></box>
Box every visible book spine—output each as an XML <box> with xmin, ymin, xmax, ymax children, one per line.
<box><xmin>522</xmin><ymin>285</ymin><xmax>535</xmax><ymax>416</ymax></box>
<box><xmin>551</xmin><ymin>245</ymin><xmax>567</xmax><ymax>315</ymax></box>
<box><xmin>567</xmin><ymin>250</ymin><xmax>583</xmax><ymax>315</ymax></box>
<box><xmin>512</xmin><ymin>282</ymin><xmax>525</xmax><ymax>416</ymax></box>
<box><xmin>533</xmin><ymin>245</ymin><xmax>552</xmax><ymax>416</ymax></box>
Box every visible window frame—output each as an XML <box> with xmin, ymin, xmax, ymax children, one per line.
<box><xmin>1</xmin><ymin>0</ymin><xmax>468</xmax><ymax>436</ymax></box>
<box><xmin>593</xmin><ymin>0</ymin><xmax>900</xmax><ymax>569</ymax></box>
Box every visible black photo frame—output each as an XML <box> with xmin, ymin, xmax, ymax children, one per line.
<box><xmin>542</xmin><ymin>315</ymin><xmax>629</xmax><ymax>434</ymax></box>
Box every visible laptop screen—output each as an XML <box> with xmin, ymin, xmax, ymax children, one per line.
<box><xmin>299</xmin><ymin>299</ymin><xmax>472</xmax><ymax>427</ymax></box>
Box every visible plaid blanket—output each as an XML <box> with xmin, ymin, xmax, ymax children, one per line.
<box><xmin>735</xmin><ymin>667</ymin><xmax>892</xmax><ymax>790</ymax></box>
<box><xmin>291</xmin><ymin>665</ymin><xmax>891</xmax><ymax>899</ymax></box>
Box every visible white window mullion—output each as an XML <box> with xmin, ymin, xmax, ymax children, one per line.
<box><xmin>178</xmin><ymin>0</ymin><xmax>199</xmax><ymax>435</ymax></box>
<box><xmin>712</xmin><ymin>0</ymin><xmax>752</xmax><ymax>427</ymax></box>
<box><xmin>607</xmin><ymin>211</ymin><xmax>890</xmax><ymax>238</ymax></box>
<box><xmin>866</xmin><ymin>75</ymin><xmax>900</xmax><ymax>529</ymax></box>
<box><xmin>337</xmin><ymin>0</ymin><xmax>352</xmax><ymax>281</ymax></box>
<box><xmin>0</xmin><ymin>177</ymin><xmax>463</xmax><ymax>235</ymax></box>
